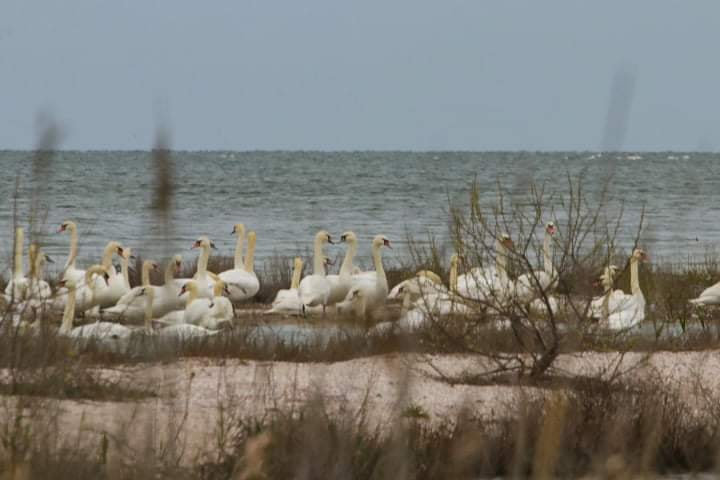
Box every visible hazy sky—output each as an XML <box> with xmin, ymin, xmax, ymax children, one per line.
<box><xmin>2</xmin><ymin>1</ymin><xmax>719</xmax><ymax>151</ymax></box>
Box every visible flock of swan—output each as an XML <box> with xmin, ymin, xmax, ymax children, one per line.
<box><xmin>3</xmin><ymin>218</ymin><xmax>720</xmax><ymax>349</ymax></box>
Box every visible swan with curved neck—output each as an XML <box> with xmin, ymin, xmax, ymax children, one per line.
<box><xmin>298</xmin><ymin>230</ymin><xmax>334</xmax><ymax>315</ymax></box>
<box><xmin>231</xmin><ymin>223</ymin><xmax>246</xmax><ymax>270</ymax></box>
<box><xmin>58</xmin><ymin>220</ymin><xmax>85</xmax><ymax>282</ymax></box>
<box><xmin>604</xmin><ymin>249</ymin><xmax>649</xmax><ymax>330</ymax></box>
<box><xmin>326</xmin><ymin>231</ymin><xmax>358</xmax><ymax>305</ymax></box>
<box><xmin>343</xmin><ymin>234</ymin><xmax>392</xmax><ymax>319</ymax></box>
<box><xmin>63</xmin><ymin>267</ymin><xmax>133</xmax><ymax>346</ymax></box>
<box><xmin>515</xmin><ymin>223</ymin><xmax>558</xmax><ymax>303</ymax></box>
<box><xmin>27</xmin><ymin>243</ymin><xmax>53</xmax><ymax>301</ymax></box>
<box><xmin>189</xmin><ymin>236</ymin><xmax>217</xmax><ymax>298</ymax></box>
<box><xmin>200</xmin><ymin>280</ymin><xmax>234</xmax><ymax>329</ymax></box>
<box><xmin>91</xmin><ymin>241</ymin><xmax>129</xmax><ymax>309</ymax></box>
<box><xmin>178</xmin><ymin>280</ymin><xmax>213</xmax><ymax>325</ymax></box>
<box><xmin>455</xmin><ymin>233</ymin><xmax>515</xmax><ymax>306</ymax></box>
<box><xmin>219</xmin><ymin>228</ymin><xmax>260</xmax><ymax>302</ymax></box>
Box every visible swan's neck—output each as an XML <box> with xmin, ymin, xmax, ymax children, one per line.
<box><xmin>495</xmin><ymin>241</ymin><xmax>509</xmax><ymax>282</ymax></box>
<box><xmin>121</xmin><ymin>257</ymin><xmax>130</xmax><ymax>289</ymax></box>
<box><xmin>12</xmin><ymin>228</ymin><xmax>23</xmax><ymax>280</ymax></box>
<box><xmin>339</xmin><ymin>240</ymin><xmax>357</xmax><ymax>278</ymax></box>
<box><xmin>101</xmin><ymin>244</ymin><xmax>115</xmax><ymax>270</ymax></box>
<box><xmin>449</xmin><ymin>260</ymin><xmax>458</xmax><ymax>292</ymax></box>
<box><xmin>233</xmin><ymin>228</ymin><xmax>245</xmax><ymax>270</ymax></box>
<box><xmin>543</xmin><ymin>233</ymin><xmax>554</xmax><ymax>276</ymax></box>
<box><xmin>141</xmin><ymin>263</ymin><xmax>151</xmax><ymax>287</ymax></box>
<box><xmin>164</xmin><ymin>262</ymin><xmax>176</xmax><ymax>285</ymax></box>
<box><xmin>401</xmin><ymin>291</ymin><xmax>412</xmax><ymax>316</ymax></box>
<box><xmin>197</xmin><ymin>245</ymin><xmax>210</xmax><ymax>276</ymax></box>
<box><xmin>313</xmin><ymin>239</ymin><xmax>326</xmax><ymax>276</ymax></box>
<box><xmin>144</xmin><ymin>289</ymin><xmax>154</xmax><ymax>330</ymax></box>
<box><xmin>372</xmin><ymin>243</ymin><xmax>387</xmax><ymax>291</ymax></box>
<box><xmin>60</xmin><ymin>287</ymin><xmax>76</xmax><ymax>334</ymax></box>
<box><xmin>290</xmin><ymin>261</ymin><xmax>302</xmax><ymax>290</ymax></box>
<box><xmin>630</xmin><ymin>258</ymin><xmax>641</xmax><ymax>296</ymax></box>
<box><xmin>66</xmin><ymin>225</ymin><xmax>78</xmax><ymax>270</ymax></box>
<box><xmin>29</xmin><ymin>250</ymin><xmax>38</xmax><ymax>281</ymax></box>
<box><xmin>185</xmin><ymin>286</ymin><xmax>198</xmax><ymax>307</ymax></box>
<box><xmin>244</xmin><ymin>235</ymin><xmax>256</xmax><ymax>273</ymax></box>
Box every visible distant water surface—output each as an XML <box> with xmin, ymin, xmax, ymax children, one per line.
<box><xmin>0</xmin><ymin>151</ymin><xmax>716</xmax><ymax>271</ymax></box>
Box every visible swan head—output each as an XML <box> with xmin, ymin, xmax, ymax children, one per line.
<box><xmin>144</xmin><ymin>260</ymin><xmax>160</xmax><ymax>272</ymax></box>
<box><xmin>315</xmin><ymin>230</ymin><xmax>334</xmax><ymax>245</ymax></box>
<box><xmin>372</xmin><ymin>235</ymin><xmax>392</xmax><ymax>249</ymax></box>
<box><xmin>416</xmin><ymin>270</ymin><xmax>442</xmax><ymax>285</ymax></box>
<box><xmin>545</xmin><ymin>222</ymin><xmax>557</xmax><ymax>236</ymax></box>
<box><xmin>231</xmin><ymin>223</ymin><xmax>245</xmax><ymax>236</ymax></box>
<box><xmin>499</xmin><ymin>233</ymin><xmax>514</xmax><ymax>250</ymax></box>
<box><xmin>57</xmin><ymin>220</ymin><xmax>76</xmax><ymax>234</ymax></box>
<box><xmin>213</xmin><ymin>280</ymin><xmax>234</xmax><ymax>297</ymax></box>
<box><xmin>58</xmin><ymin>278</ymin><xmax>78</xmax><ymax>290</ymax></box>
<box><xmin>85</xmin><ymin>265</ymin><xmax>110</xmax><ymax>286</ymax></box>
<box><xmin>340</xmin><ymin>231</ymin><xmax>357</xmax><ymax>244</ymax></box>
<box><xmin>105</xmin><ymin>241</ymin><xmax>124</xmax><ymax>258</ymax></box>
<box><xmin>632</xmin><ymin>249</ymin><xmax>650</xmax><ymax>263</ymax></box>
<box><xmin>121</xmin><ymin>247</ymin><xmax>136</xmax><ymax>260</ymax></box>
<box><xmin>192</xmin><ymin>236</ymin><xmax>217</xmax><ymax>250</ymax></box>
<box><xmin>179</xmin><ymin>281</ymin><xmax>198</xmax><ymax>297</ymax></box>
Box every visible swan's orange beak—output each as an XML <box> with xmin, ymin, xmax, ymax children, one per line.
<box><xmin>57</xmin><ymin>224</ymin><xmax>66</xmax><ymax>233</ymax></box>
<box><xmin>383</xmin><ymin>239</ymin><xmax>392</xmax><ymax>249</ymax></box>
<box><xmin>191</xmin><ymin>240</ymin><xmax>200</xmax><ymax>250</ymax></box>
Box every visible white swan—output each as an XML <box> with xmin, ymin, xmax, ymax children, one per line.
<box><xmin>515</xmin><ymin>222</ymin><xmax>558</xmax><ymax>303</ymax></box>
<box><xmin>387</xmin><ymin>270</ymin><xmax>445</xmax><ymax>300</ymax></box>
<box><xmin>298</xmin><ymin>230</ymin><xmax>334</xmax><ymax>315</ymax></box>
<box><xmin>57</xmin><ymin>220</ymin><xmax>85</xmax><ymax>284</ymax></box>
<box><xmin>186</xmin><ymin>236</ymin><xmax>217</xmax><ymax>298</ymax></box>
<box><xmin>90</xmin><ymin>241</ymin><xmax>127</xmax><ymax>309</ymax></box>
<box><xmin>326</xmin><ymin>231</ymin><xmax>358</xmax><ymax>306</ymax></box>
<box><xmin>689</xmin><ymin>266</ymin><xmax>720</xmax><ymax>306</ymax></box>
<box><xmin>200</xmin><ymin>280</ymin><xmax>234</xmax><ymax>330</ymax></box>
<box><xmin>218</xmin><ymin>226</ymin><xmax>260</xmax><ymax>302</ymax></box>
<box><xmin>59</xmin><ymin>272</ymin><xmax>133</xmax><ymax>345</ymax></box>
<box><xmin>603</xmin><ymin>249</ymin><xmax>649</xmax><ymax>330</ymax></box>
<box><xmin>4</xmin><ymin>227</ymin><xmax>28</xmax><ymax>302</ymax></box>
<box><xmin>590</xmin><ymin>265</ymin><xmax>620</xmax><ymax>320</ymax></box>
<box><xmin>267</xmin><ymin>257</ymin><xmax>334</xmax><ymax>315</ymax></box>
<box><xmin>342</xmin><ymin>234</ymin><xmax>392</xmax><ymax>319</ymax></box>
<box><xmin>266</xmin><ymin>257</ymin><xmax>304</xmax><ymax>315</ymax></box>
<box><xmin>456</xmin><ymin>234</ymin><xmax>515</xmax><ymax>307</ymax></box>
<box><xmin>99</xmin><ymin>259</ymin><xmax>160</xmax><ymax>322</ymax></box>
<box><xmin>26</xmin><ymin>243</ymin><xmax>53</xmax><ymax>302</ymax></box>
<box><xmin>172</xmin><ymin>280</ymin><xmax>213</xmax><ymax>326</ymax></box>
<box><xmin>135</xmin><ymin>287</ymin><xmax>216</xmax><ymax>340</ymax></box>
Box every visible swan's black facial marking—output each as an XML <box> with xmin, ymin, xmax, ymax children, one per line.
<box><xmin>340</xmin><ymin>234</ymin><xmax>347</xmax><ymax>242</ymax></box>
<box><xmin>326</xmin><ymin>234</ymin><xmax>334</xmax><ymax>244</ymax></box>
<box><xmin>178</xmin><ymin>285</ymin><xmax>187</xmax><ymax>297</ymax></box>
<box><xmin>191</xmin><ymin>240</ymin><xmax>201</xmax><ymax>249</ymax></box>
<box><xmin>57</xmin><ymin>223</ymin><xmax>67</xmax><ymax>233</ymax></box>
<box><xmin>116</xmin><ymin>246</ymin><xmax>124</xmax><ymax>256</ymax></box>
<box><xmin>44</xmin><ymin>254</ymin><xmax>54</xmax><ymax>263</ymax></box>
<box><xmin>210</xmin><ymin>242</ymin><xmax>218</xmax><ymax>250</ymax></box>
<box><xmin>383</xmin><ymin>238</ymin><xmax>392</xmax><ymax>249</ymax></box>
